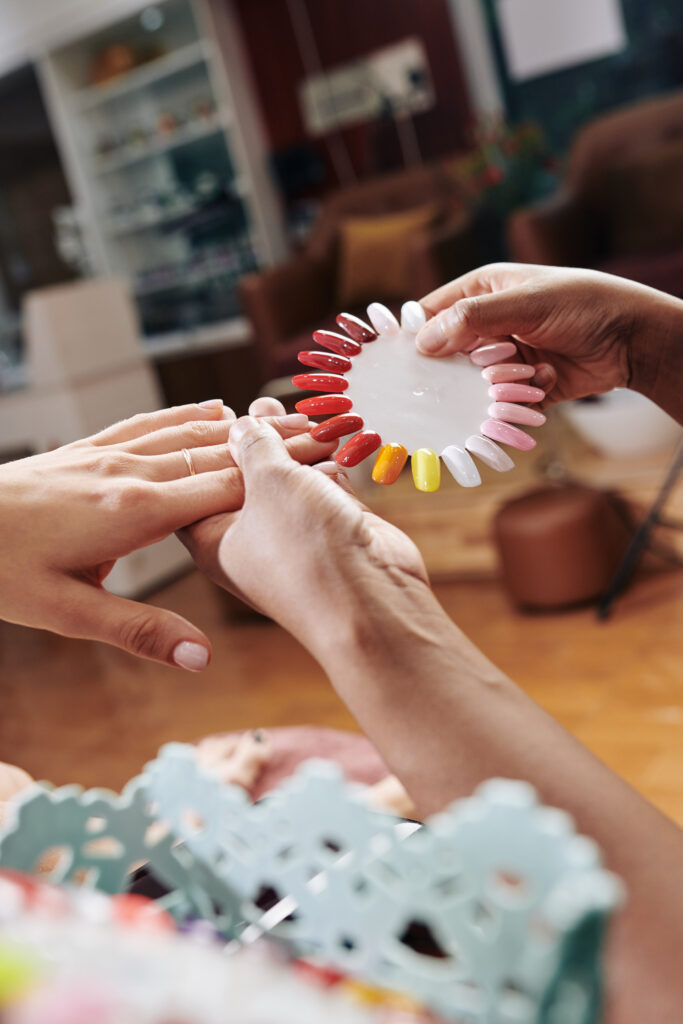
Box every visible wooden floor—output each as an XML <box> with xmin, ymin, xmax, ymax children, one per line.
<box><xmin>1</xmin><ymin>564</ymin><xmax>682</xmax><ymax>825</ymax></box>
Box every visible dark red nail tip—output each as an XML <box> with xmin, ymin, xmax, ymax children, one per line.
<box><xmin>292</xmin><ymin>373</ymin><xmax>349</xmax><ymax>393</ymax></box>
<box><xmin>313</xmin><ymin>330</ymin><xmax>362</xmax><ymax>357</ymax></box>
<box><xmin>295</xmin><ymin>395</ymin><xmax>353</xmax><ymax>414</ymax></box>
<box><xmin>335</xmin><ymin>430</ymin><xmax>382</xmax><ymax>467</ymax></box>
<box><xmin>310</xmin><ymin>414</ymin><xmax>364</xmax><ymax>442</ymax></box>
<box><xmin>298</xmin><ymin>350</ymin><xmax>352</xmax><ymax>373</ymax></box>
<box><xmin>336</xmin><ymin>313</ymin><xmax>377</xmax><ymax>344</ymax></box>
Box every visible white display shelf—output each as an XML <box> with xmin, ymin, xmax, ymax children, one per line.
<box><xmin>103</xmin><ymin>176</ymin><xmax>249</xmax><ymax>236</ymax></box>
<box><xmin>92</xmin><ymin>112</ymin><xmax>230</xmax><ymax>174</ymax></box>
<box><xmin>74</xmin><ymin>38</ymin><xmax>210</xmax><ymax>110</ymax></box>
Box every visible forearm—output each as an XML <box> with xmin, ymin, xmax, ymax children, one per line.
<box><xmin>308</xmin><ymin>573</ymin><xmax>683</xmax><ymax>1022</ymax></box>
<box><xmin>628</xmin><ymin>288</ymin><xmax>683</xmax><ymax>424</ymax></box>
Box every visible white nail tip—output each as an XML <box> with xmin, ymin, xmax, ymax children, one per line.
<box><xmin>401</xmin><ymin>300</ymin><xmax>427</xmax><ymax>333</ymax></box>
<box><xmin>441</xmin><ymin>445</ymin><xmax>481</xmax><ymax>487</ymax></box>
<box><xmin>465</xmin><ymin>434</ymin><xmax>515</xmax><ymax>472</ymax></box>
<box><xmin>367</xmin><ymin>302</ymin><xmax>400</xmax><ymax>335</ymax></box>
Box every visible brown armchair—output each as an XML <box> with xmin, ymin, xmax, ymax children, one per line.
<box><xmin>240</xmin><ymin>164</ymin><xmax>477</xmax><ymax>381</ymax></box>
<box><xmin>507</xmin><ymin>90</ymin><xmax>683</xmax><ymax>297</ymax></box>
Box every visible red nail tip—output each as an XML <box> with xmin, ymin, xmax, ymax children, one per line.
<box><xmin>310</xmin><ymin>414</ymin><xmax>364</xmax><ymax>441</ymax></box>
<box><xmin>336</xmin><ymin>313</ymin><xmax>378</xmax><ymax>344</ymax></box>
<box><xmin>295</xmin><ymin>395</ymin><xmax>353</xmax><ymax>414</ymax></box>
<box><xmin>313</xmin><ymin>329</ymin><xmax>362</xmax><ymax>357</ymax></box>
<box><xmin>298</xmin><ymin>350</ymin><xmax>352</xmax><ymax>373</ymax></box>
<box><xmin>335</xmin><ymin>430</ymin><xmax>382</xmax><ymax>467</ymax></box>
<box><xmin>292</xmin><ymin>373</ymin><xmax>349</xmax><ymax>393</ymax></box>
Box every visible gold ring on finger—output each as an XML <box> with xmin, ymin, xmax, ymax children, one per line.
<box><xmin>181</xmin><ymin>448</ymin><xmax>196</xmax><ymax>477</ymax></box>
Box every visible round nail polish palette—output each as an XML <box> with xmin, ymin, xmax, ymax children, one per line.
<box><xmin>293</xmin><ymin>301</ymin><xmax>549</xmax><ymax>491</ymax></box>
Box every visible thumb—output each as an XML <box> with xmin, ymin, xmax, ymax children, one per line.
<box><xmin>416</xmin><ymin>287</ymin><xmax>539</xmax><ymax>357</ymax></box>
<box><xmin>60</xmin><ymin>579</ymin><xmax>211</xmax><ymax>670</ymax></box>
<box><xmin>228</xmin><ymin>416</ymin><xmax>293</xmax><ymax>488</ymax></box>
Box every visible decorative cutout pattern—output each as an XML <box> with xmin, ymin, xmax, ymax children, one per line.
<box><xmin>0</xmin><ymin>746</ymin><xmax>622</xmax><ymax>1023</ymax></box>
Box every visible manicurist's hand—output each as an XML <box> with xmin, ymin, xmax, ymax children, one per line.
<box><xmin>418</xmin><ymin>263</ymin><xmax>683</xmax><ymax>420</ymax></box>
<box><xmin>0</xmin><ymin>400</ymin><xmax>334</xmax><ymax>669</ymax></box>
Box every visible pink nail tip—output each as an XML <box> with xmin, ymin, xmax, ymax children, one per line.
<box><xmin>482</xmin><ymin>363</ymin><xmax>535</xmax><ymax>383</ymax></box>
<box><xmin>469</xmin><ymin>341</ymin><xmax>518</xmax><ymax>366</ymax></box>
<box><xmin>481</xmin><ymin>418</ymin><xmax>536</xmax><ymax>451</ymax></box>
<box><xmin>487</xmin><ymin>383</ymin><xmax>545</xmax><ymax>403</ymax></box>
<box><xmin>313</xmin><ymin>329</ymin><xmax>362</xmax><ymax>357</ymax></box>
<box><xmin>487</xmin><ymin>402</ymin><xmax>546</xmax><ymax>427</ymax></box>
<box><xmin>335</xmin><ymin>314</ymin><xmax>377</xmax><ymax>344</ymax></box>
<box><xmin>335</xmin><ymin>430</ymin><xmax>382</xmax><ymax>467</ymax></box>
<box><xmin>298</xmin><ymin>350</ymin><xmax>353</xmax><ymax>373</ymax></box>
<box><xmin>292</xmin><ymin>373</ymin><xmax>349</xmax><ymax>393</ymax></box>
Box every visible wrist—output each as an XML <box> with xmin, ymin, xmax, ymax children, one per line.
<box><xmin>627</xmin><ymin>289</ymin><xmax>683</xmax><ymax>423</ymax></box>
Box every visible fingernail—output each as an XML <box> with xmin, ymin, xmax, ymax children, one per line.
<box><xmin>315</xmin><ymin>328</ymin><xmax>363</xmax><ymax>355</ymax></box>
<box><xmin>416</xmin><ymin>312</ymin><xmax>449</xmax><ymax>353</ymax></box>
<box><xmin>275</xmin><ymin>413</ymin><xmax>309</xmax><ymax>430</ymax></box>
<box><xmin>228</xmin><ymin>416</ymin><xmax>257</xmax><ymax>449</ymax></box>
<box><xmin>488</xmin><ymin>383</ymin><xmax>545</xmax><ymax>403</ymax></box>
<box><xmin>482</xmin><ymin>363</ymin><xmax>535</xmax><ymax>384</ymax></box>
<box><xmin>335</xmin><ymin>430</ymin><xmax>381</xmax><ymax>467</ymax></box>
<box><xmin>533</xmin><ymin>364</ymin><xmax>556</xmax><ymax>391</ymax></box>
<box><xmin>411</xmin><ymin>448</ymin><xmax>441</xmax><ymax>492</ymax></box>
<box><xmin>481</xmin><ymin>418</ymin><xmax>536</xmax><ymax>452</ymax></box>
<box><xmin>298</xmin><ymin>350</ymin><xmax>352</xmax><ymax>373</ymax></box>
<box><xmin>336</xmin><ymin>313</ymin><xmax>377</xmax><ymax>343</ymax></box>
<box><xmin>173</xmin><ymin>641</ymin><xmax>209</xmax><ymax>671</ymax></box>
<box><xmin>469</xmin><ymin>342</ymin><xmax>517</xmax><ymax>366</ymax></box>
<box><xmin>295</xmin><ymin>395</ymin><xmax>353</xmax><ymax>415</ymax></box>
<box><xmin>292</xmin><ymin>373</ymin><xmax>349</xmax><ymax>393</ymax></box>
<box><xmin>310</xmin><ymin>413</ymin><xmax>363</xmax><ymax>441</ymax></box>
<box><xmin>199</xmin><ymin>399</ymin><xmax>223</xmax><ymax>409</ymax></box>
<box><xmin>488</xmin><ymin>402</ymin><xmax>546</xmax><ymax>427</ymax></box>
<box><xmin>372</xmin><ymin>443</ymin><xmax>408</xmax><ymax>484</ymax></box>
<box><xmin>465</xmin><ymin>434</ymin><xmax>515</xmax><ymax>472</ymax></box>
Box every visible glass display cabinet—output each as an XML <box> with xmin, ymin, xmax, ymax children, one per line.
<box><xmin>39</xmin><ymin>0</ymin><xmax>286</xmax><ymax>352</ymax></box>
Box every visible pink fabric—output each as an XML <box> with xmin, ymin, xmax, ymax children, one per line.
<box><xmin>200</xmin><ymin>726</ymin><xmax>390</xmax><ymax>801</ymax></box>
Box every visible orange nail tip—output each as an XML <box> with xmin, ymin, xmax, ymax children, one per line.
<box><xmin>372</xmin><ymin>443</ymin><xmax>408</xmax><ymax>484</ymax></box>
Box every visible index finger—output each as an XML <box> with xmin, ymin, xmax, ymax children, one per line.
<box><xmin>419</xmin><ymin>263</ymin><xmax>527</xmax><ymax>317</ymax></box>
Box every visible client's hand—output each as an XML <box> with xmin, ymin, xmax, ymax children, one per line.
<box><xmin>0</xmin><ymin>400</ymin><xmax>334</xmax><ymax>669</ymax></box>
<box><xmin>179</xmin><ymin>413</ymin><xmax>427</xmax><ymax>656</ymax></box>
<box><xmin>417</xmin><ymin>263</ymin><xmax>683</xmax><ymax>416</ymax></box>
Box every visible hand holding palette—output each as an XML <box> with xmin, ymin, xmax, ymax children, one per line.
<box><xmin>293</xmin><ymin>301</ymin><xmax>548</xmax><ymax>491</ymax></box>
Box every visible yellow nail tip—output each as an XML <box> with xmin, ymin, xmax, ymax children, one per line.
<box><xmin>372</xmin><ymin>442</ymin><xmax>408</xmax><ymax>485</ymax></box>
<box><xmin>411</xmin><ymin>448</ymin><xmax>440</xmax><ymax>492</ymax></box>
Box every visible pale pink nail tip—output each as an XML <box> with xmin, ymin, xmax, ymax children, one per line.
<box><xmin>465</xmin><ymin>435</ymin><xmax>514</xmax><ymax>471</ymax></box>
<box><xmin>469</xmin><ymin>341</ymin><xmax>517</xmax><ymax>366</ymax></box>
<box><xmin>173</xmin><ymin>641</ymin><xmax>210</xmax><ymax>671</ymax></box>
<box><xmin>487</xmin><ymin>383</ymin><xmax>545</xmax><ymax>403</ymax></box>
<box><xmin>482</xmin><ymin>363</ymin><xmax>535</xmax><ymax>383</ymax></box>
<box><xmin>481</xmin><ymin>418</ymin><xmax>536</xmax><ymax>451</ymax></box>
<box><xmin>487</xmin><ymin>402</ymin><xmax>546</xmax><ymax>427</ymax></box>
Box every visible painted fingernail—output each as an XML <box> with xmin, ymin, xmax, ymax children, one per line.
<box><xmin>310</xmin><ymin>414</ymin><xmax>363</xmax><ymax>441</ymax></box>
<box><xmin>292</xmin><ymin>373</ymin><xmax>349</xmax><ymax>393</ymax></box>
<box><xmin>481</xmin><ymin>419</ymin><xmax>536</xmax><ymax>451</ymax></box>
<box><xmin>372</xmin><ymin>442</ymin><xmax>408</xmax><ymax>484</ymax></box>
<box><xmin>335</xmin><ymin>314</ymin><xmax>376</xmax><ymax>344</ymax></box>
<box><xmin>401</xmin><ymin>301</ymin><xmax>427</xmax><ymax>333</ymax></box>
<box><xmin>416</xmin><ymin>311</ymin><xmax>449</xmax><ymax>353</ymax></box>
<box><xmin>533</xmin><ymin>364</ymin><xmax>556</xmax><ymax>391</ymax></box>
<box><xmin>335</xmin><ymin>430</ymin><xmax>381</xmax><ymax>467</ymax></box>
<box><xmin>295</xmin><ymin>395</ymin><xmax>353</xmax><ymax>415</ymax></box>
<box><xmin>488</xmin><ymin>402</ymin><xmax>546</xmax><ymax>426</ymax></box>
<box><xmin>441</xmin><ymin>445</ymin><xmax>481</xmax><ymax>487</ymax></box>
<box><xmin>275</xmin><ymin>413</ymin><xmax>309</xmax><ymax>429</ymax></box>
<box><xmin>367</xmin><ymin>302</ymin><xmax>400</xmax><ymax>335</ymax></box>
<box><xmin>482</xmin><ymin>363</ymin><xmax>535</xmax><ymax>384</ymax></box>
<box><xmin>412</xmin><ymin>448</ymin><xmax>441</xmax><ymax>492</ymax></box>
<box><xmin>198</xmin><ymin>398</ymin><xmax>223</xmax><ymax>409</ymax></box>
<box><xmin>470</xmin><ymin>342</ymin><xmax>518</xmax><ymax>366</ymax></box>
<box><xmin>314</xmin><ymin>329</ymin><xmax>362</xmax><ymax>356</ymax></box>
<box><xmin>465</xmin><ymin>434</ymin><xmax>514</xmax><ymax>471</ymax></box>
<box><xmin>173</xmin><ymin>641</ymin><xmax>209</xmax><ymax>671</ymax></box>
<box><xmin>298</xmin><ymin>350</ymin><xmax>352</xmax><ymax>373</ymax></box>
<box><xmin>488</xmin><ymin>383</ymin><xmax>545</xmax><ymax>403</ymax></box>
